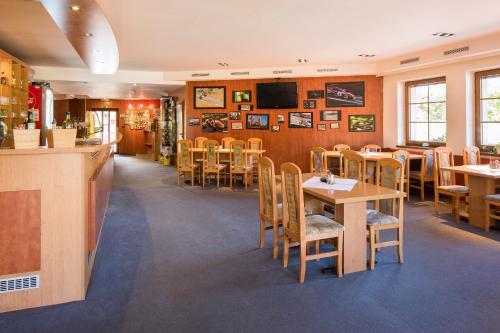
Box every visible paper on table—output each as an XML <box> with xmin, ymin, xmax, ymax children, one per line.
<box><xmin>302</xmin><ymin>176</ymin><xmax>357</xmax><ymax>191</ymax></box>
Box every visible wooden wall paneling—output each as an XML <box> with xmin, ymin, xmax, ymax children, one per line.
<box><xmin>0</xmin><ymin>190</ymin><xmax>41</xmax><ymax>275</ymax></box>
<box><xmin>54</xmin><ymin>100</ymin><xmax>69</xmax><ymax>124</ymax></box>
<box><xmin>185</xmin><ymin>76</ymin><xmax>383</xmax><ymax>171</ymax></box>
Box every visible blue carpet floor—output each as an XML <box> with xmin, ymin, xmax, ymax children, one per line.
<box><xmin>1</xmin><ymin>155</ymin><xmax>499</xmax><ymax>333</ymax></box>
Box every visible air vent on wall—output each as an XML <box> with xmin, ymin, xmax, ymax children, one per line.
<box><xmin>443</xmin><ymin>46</ymin><xmax>470</xmax><ymax>56</ymax></box>
<box><xmin>317</xmin><ymin>68</ymin><xmax>339</xmax><ymax>73</ymax></box>
<box><xmin>400</xmin><ymin>57</ymin><xmax>420</xmax><ymax>65</ymax></box>
<box><xmin>230</xmin><ymin>71</ymin><xmax>250</xmax><ymax>76</ymax></box>
<box><xmin>191</xmin><ymin>73</ymin><xmax>210</xmax><ymax>77</ymax></box>
<box><xmin>0</xmin><ymin>275</ymin><xmax>40</xmax><ymax>294</ymax></box>
<box><xmin>272</xmin><ymin>69</ymin><xmax>293</xmax><ymax>75</ymax></box>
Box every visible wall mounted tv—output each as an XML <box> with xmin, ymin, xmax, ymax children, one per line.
<box><xmin>256</xmin><ymin>82</ymin><xmax>298</xmax><ymax>109</ymax></box>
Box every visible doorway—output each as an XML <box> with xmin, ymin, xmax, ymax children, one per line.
<box><xmin>89</xmin><ymin>109</ymin><xmax>118</xmax><ymax>151</ymax></box>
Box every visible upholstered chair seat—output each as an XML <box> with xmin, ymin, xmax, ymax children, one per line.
<box><xmin>438</xmin><ymin>185</ymin><xmax>469</xmax><ymax>193</ymax></box>
<box><xmin>485</xmin><ymin>194</ymin><xmax>500</xmax><ymax>201</ymax></box>
<box><xmin>366</xmin><ymin>209</ymin><xmax>399</xmax><ymax>226</ymax></box>
<box><xmin>305</xmin><ymin>215</ymin><xmax>344</xmax><ymax>235</ymax></box>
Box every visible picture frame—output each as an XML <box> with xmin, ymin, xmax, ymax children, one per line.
<box><xmin>330</xmin><ymin>122</ymin><xmax>340</xmax><ymax>129</ymax></box>
<box><xmin>246</xmin><ymin>114</ymin><xmax>270</xmax><ymax>130</ymax></box>
<box><xmin>194</xmin><ymin>86</ymin><xmax>226</xmax><ymax>109</ymax></box>
<box><xmin>348</xmin><ymin>115</ymin><xmax>375</xmax><ymax>132</ymax></box>
<box><xmin>232</xmin><ymin>90</ymin><xmax>252</xmax><ymax>103</ymax></box>
<box><xmin>325</xmin><ymin>81</ymin><xmax>365</xmax><ymax>107</ymax></box>
<box><xmin>320</xmin><ymin>110</ymin><xmax>341</xmax><ymax>121</ymax></box>
<box><xmin>229</xmin><ymin>111</ymin><xmax>241</xmax><ymax>120</ymax></box>
<box><xmin>307</xmin><ymin>90</ymin><xmax>325</xmax><ymax>99</ymax></box>
<box><xmin>317</xmin><ymin>124</ymin><xmax>327</xmax><ymax>131</ymax></box>
<box><xmin>188</xmin><ymin>118</ymin><xmax>200</xmax><ymax>126</ymax></box>
<box><xmin>289</xmin><ymin>112</ymin><xmax>313</xmax><ymax>128</ymax></box>
<box><xmin>271</xmin><ymin>125</ymin><xmax>280</xmax><ymax>133</ymax></box>
<box><xmin>303</xmin><ymin>100</ymin><xmax>316</xmax><ymax>109</ymax></box>
<box><xmin>202</xmin><ymin>113</ymin><xmax>228</xmax><ymax>132</ymax></box>
<box><xmin>231</xmin><ymin>121</ymin><xmax>243</xmax><ymax>130</ymax></box>
<box><xmin>238</xmin><ymin>104</ymin><xmax>253</xmax><ymax>111</ymax></box>
<box><xmin>277</xmin><ymin>114</ymin><xmax>285</xmax><ymax>123</ymax></box>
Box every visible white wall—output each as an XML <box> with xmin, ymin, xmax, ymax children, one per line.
<box><xmin>383</xmin><ymin>55</ymin><xmax>500</xmax><ymax>153</ymax></box>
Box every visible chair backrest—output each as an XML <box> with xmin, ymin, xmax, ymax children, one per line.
<box><xmin>342</xmin><ymin>150</ymin><xmax>366</xmax><ymax>181</ymax></box>
<box><xmin>203</xmin><ymin>140</ymin><xmax>220</xmax><ymax>172</ymax></box>
<box><xmin>194</xmin><ymin>136</ymin><xmax>208</xmax><ymax>148</ymax></box>
<box><xmin>177</xmin><ymin>140</ymin><xmax>194</xmax><ymax>171</ymax></box>
<box><xmin>463</xmin><ymin>146</ymin><xmax>481</xmax><ymax>165</ymax></box>
<box><xmin>392</xmin><ymin>150</ymin><xmax>409</xmax><ymax>178</ymax></box>
<box><xmin>434</xmin><ymin>147</ymin><xmax>455</xmax><ymax>186</ymax></box>
<box><xmin>258</xmin><ymin>157</ymin><xmax>278</xmax><ymax>222</ymax></box>
<box><xmin>222</xmin><ymin>137</ymin><xmax>235</xmax><ymax>149</ymax></box>
<box><xmin>280</xmin><ymin>162</ymin><xmax>306</xmax><ymax>241</ymax></box>
<box><xmin>420</xmin><ymin>149</ymin><xmax>435</xmax><ymax>180</ymax></box>
<box><xmin>333</xmin><ymin>144</ymin><xmax>351</xmax><ymax>152</ymax></box>
<box><xmin>310</xmin><ymin>147</ymin><xmax>327</xmax><ymax>173</ymax></box>
<box><xmin>375</xmin><ymin>158</ymin><xmax>404</xmax><ymax>216</ymax></box>
<box><xmin>363</xmin><ymin>144</ymin><xmax>382</xmax><ymax>152</ymax></box>
<box><xmin>230</xmin><ymin>140</ymin><xmax>248</xmax><ymax>172</ymax></box>
<box><xmin>247</xmin><ymin>138</ymin><xmax>263</xmax><ymax>150</ymax></box>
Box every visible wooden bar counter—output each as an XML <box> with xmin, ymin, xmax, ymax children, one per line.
<box><xmin>0</xmin><ymin>135</ymin><xmax>121</xmax><ymax>313</ymax></box>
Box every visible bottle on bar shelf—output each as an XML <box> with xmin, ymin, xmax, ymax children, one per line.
<box><xmin>63</xmin><ymin>112</ymin><xmax>73</xmax><ymax>129</ymax></box>
<box><xmin>27</xmin><ymin>111</ymin><xmax>35</xmax><ymax>130</ymax></box>
<box><xmin>51</xmin><ymin>118</ymin><xmax>57</xmax><ymax>129</ymax></box>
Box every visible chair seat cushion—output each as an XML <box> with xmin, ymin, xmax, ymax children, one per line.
<box><xmin>438</xmin><ymin>185</ymin><xmax>469</xmax><ymax>194</ymax></box>
<box><xmin>485</xmin><ymin>194</ymin><xmax>500</xmax><ymax>202</ymax></box>
<box><xmin>366</xmin><ymin>209</ymin><xmax>399</xmax><ymax>226</ymax></box>
<box><xmin>277</xmin><ymin>203</ymin><xmax>313</xmax><ymax>219</ymax></box>
<box><xmin>305</xmin><ymin>215</ymin><xmax>344</xmax><ymax>235</ymax></box>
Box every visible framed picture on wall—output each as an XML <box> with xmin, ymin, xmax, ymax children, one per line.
<box><xmin>307</xmin><ymin>90</ymin><xmax>325</xmax><ymax>99</ymax></box>
<box><xmin>330</xmin><ymin>122</ymin><xmax>340</xmax><ymax>129</ymax></box>
<box><xmin>238</xmin><ymin>104</ymin><xmax>253</xmax><ymax>111</ymax></box>
<box><xmin>325</xmin><ymin>81</ymin><xmax>365</xmax><ymax>107</ymax></box>
<box><xmin>233</xmin><ymin>90</ymin><xmax>252</xmax><ymax>103</ymax></box>
<box><xmin>348</xmin><ymin>115</ymin><xmax>375</xmax><ymax>132</ymax></box>
<box><xmin>320</xmin><ymin>110</ymin><xmax>341</xmax><ymax>121</ymax></box>
<box><xmin>202</xmin><ymin>113</ymin><xmax>228</xmax><ymax>132</ymax></box>
<box><xmin>317</xmin><ymin>124</ymin><xmax>327</xmax><ymax>131</ymax></box>
<box><xmin>188</xmin><ymin>118</ymin><xmax>200</xmax><ymax>126</ymax></box>
<box><xmin>231</xmin><ymin>121</ymin><xmax>243</xmax><ymax>130</ymax></box>
<box><xmin>303</xmin><ymin>100</ymin><xmax>316</xmax><ymax>109</ymax></box>
<box><xmin>271</xmin><ymin>125</ymin><xmax>280</xmax><ymax>132</ymax></box>
<box><xmin>289</xmin><ymin>112</ymin><xmax>313</xmax><ymax>128</ymax></box>
<box><xmin>277</xmin><ymin>114</ymin><xmax>285</xmax><ymax>123</ymax></box>
<box><xmin>246</xmin><ymin>114</ymin><xmax>269</xmax><ymax>130</ymax></box>
<box><xmin>194</xmin><ymin>86</ymin><xmax>226</xmax><ymax>109</ymax></box>
<box><xmin>229</xmin><ymin>111</ymin><xmax>241</xmax><ymax>120</ymax></box>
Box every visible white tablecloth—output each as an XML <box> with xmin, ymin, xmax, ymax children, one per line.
<box><xmin>302</xmin><ymin>176</ymin><xmax>357</xmax><ymax>191</ymax></box>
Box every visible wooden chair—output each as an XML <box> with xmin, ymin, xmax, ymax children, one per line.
<box><xmin>221</xmin><ymin>137</ymin><xmax>235</xmax><ymax>149</ymax></box>
<box><xmin>194</xmin><ymin>136</ymin><xmax>208</xmax><ymax>148</ymax></box>
<box><xmin>392</xmin><ymin>150</ymin><xmax>410</xmax><ymax>200</ymax></box>
<box><xmin>367</xmin><ymin>158</ymin><xmax>405</xmax><ymax>270</ymax></box>
<box><xmin>485</xmin><ymin>194</ymin><xmax>500</xmax><ymax>232</ymax></box>
<box><xmin>281</xmin><ymin>162</ymin><xmax>344</xmax><ymax>283</ymax></box>
<box><xmin>248</xmin><ymin>138</ymin><xmax>263</xmax><ymax>177</ymax></box>
<box><xmin>332</xmin><ymin>144</ymin><xmax>351</xmax><ymax>176</ymax></box>
<box><xmin>177</xmin><ymin>140</ymin><xmax>200</xmax><ymax>186</ymax></box>
<box><xmin>409</xmin><ymin>149</ymin><xmax>434</xmax><ymax>201</ymax></box>
<box><xmin>229</xmin><ymin>140</ymin><xmax>253</xmax><ymax>189</ymax></box>
<box><xmin>463</xmin><ymin>146</ymin><xmax>481</xmax><ymax>186</ymax></box>
<box><xmin>341</xmin><ymin>150</ymin><xmax>367</xmax><ymax>181</ymax></box>
<box><xmin>202</xmin><ymin>140</ymin><xmax>226</xmax><ymax>188</ymax></box>
<box><xmin>363</xmin><ymin>144</ymin><xmax>382</xmax><ymax>152</ymax></box>
<box><xmin>433</xmin><ymin>147</ymin><xmax>469</xmax><ymax>222</ymax></box>
<box><xmin>310</xmin><ymin>147</ymin><xmax>328</xmax><ymax>173</ymax></box>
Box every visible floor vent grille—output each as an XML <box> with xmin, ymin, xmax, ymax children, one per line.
<box><xmin>400</xmin><ymin>57</ymin><xmax>420</xmax><ymax>65</ymax></box>
<box><xmin>317</xmin><ymin>68</ymin><xmax>338</xmax><ymax>73</ymax></box>
<box><xmin>191</xmin><ymin>73</ymin><xmax>210</xmax><ymax>77</ymax></box>
<box><xmin>230</xmin><ymin>71</ymin><xmax>250</xmax><ymax>76</ymax></box>
<box><xmin>0</xmin><ymin>275</ymin><xmax>40</xmax><ymax>294</ymax></box>
<box><xmin>272</xmin><ymin>69</ymin><xmax>293</xmax><ymax>75</ymax></box>
<box><xmin>443</xmin><ymin>46</ymin><xmax>470</xmax><ymax>56</ymax></box>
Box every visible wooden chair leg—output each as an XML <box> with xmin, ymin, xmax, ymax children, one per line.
<box><xmin>398</xmin><ymin>226</ymin><xmax>404</xmax><ymax>264</ymax></box>
<box><xmin>229</xmin><ymin>172</ymin><xmax>233</xmax><ymax>190</ymax></box>
<box><xmin>369</xmin><ymin>226</ymin><xmax>376</xmax><ymax>271</ymax></box>
<box><xmin>202</xmin><ymin>172</ymin><xmax>205</xmax><ymax>187</ymax></box>
<box><xmin>375</xmin><ymin>230</ymin><xmax>380</xmax><ymax>252</ymax></box>
<box><xmin>283</xmin><ymin>235</ymin><xmax>289</xmax><ymax>268</ymax></box>
<box><xmin>434</xmin><ymin>191</ymin><xmax>440</xmax><ymax>216</ymax></box>
<box><xmin>454</xmin><ymin>196</ymin><xmax>460</xmax><ymax>223</ymax></box>
<box><xmin>485</xmin><ymin>202</ymin><xmax>491</xmax><ymax>232</ymax></box>
<box><xmin>245</xmin><ymin>171</ymin><xmax>248</xmax><ymax>189</ymax></box>
<box><xmin>216</xmin><ymin>172</ymin><xmax>220</xmax><ymax>188</ymax></box>
<box><xmin>420</xmin><ymin>179</ymin><xmax>425</xmax><ymax>201</ymax></box>
<box><xmin>259</xmin><ymin>219</ymin><xmax>265</xmax><ymax>249</ymax></box>
<box><xmin>272</xmin><ymin>226</ymin><xmax>279</xmax><ymax>260</ymax></box>
<box><xmin>191</xmin><ymin>171</ymin><xmax>194</xmax><ymax>187</ymax></box>
<box><xmin>337</xmin><ymin>232</ymin><xmax>343</xmax><ymax>277</ymax></box>
<box><xmin>177</xmin><ymin>172</ymin><xmax>180</xmax><ymax>186</ymax></box>
<box><xmin>299</xmin><ymin>241</ymin><xmax>307</xmax><ymax>283</ymax></box>
<box><xmin>315</xmin><ymin>240</ymin><xmax>320</xmax><ymax>261</ymax></box>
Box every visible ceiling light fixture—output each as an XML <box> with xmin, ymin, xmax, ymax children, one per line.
<box><xmin>358</xmin><ymin>54</ymin><xmax>376</xmax><ymax>58</ymax></box>
<box><xmin>433</xmin><ymin>32</ymin><xmax>455</xmax><ymax>37</ymax></box>
<box><xmin>70</xmin><ymin>5</ymin><xmax>80</xmax><ymax>11</ymax></box>
<box><xmin>218</xmin><ymin>62</ymin><xmax>229</xmax><ymax>67</ymax></box>
<box><xmin>83</xmin><ymin>32</ymin><xmax>93</xmax><ymax>37</ymax></box>
<box><xmin>297</xmin><ymin>59</ymin><xmax>308</xmax><ymax>63</ymax></box>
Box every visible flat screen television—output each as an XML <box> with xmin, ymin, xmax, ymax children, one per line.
<box><xmin>256</xmin><ymin>82</ymin><xmax>298</xmax><ymax>109</ymax></box>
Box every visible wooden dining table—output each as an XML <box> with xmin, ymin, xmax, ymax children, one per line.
<box><xmin>190</xmin><ymin>147</ymin><xmax>266</xmax><ymax>156</ymax></box>
<box><xmin>441</xmin><ymin>164</ymin><xmax>500</xmax><ymax>229</ymax></box>
<box><xmin>277</xmin><ymin>173</ymin><xmax>406</xmax><ymax>274</ymax></box>
<box><xmin>325</xmin><ymin>151</ymin><xmax>422</xmax><ymax>161</ymax></box>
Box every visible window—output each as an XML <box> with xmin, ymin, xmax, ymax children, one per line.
<box><xmin>475</xmin><ymin>68</ymin><xmax>500</xmax><ymax>150</ymax></box>
<box><xmin>405</xmin><ymin>77</ymin><xmax>446</xmax><ymax>146</ymax></box>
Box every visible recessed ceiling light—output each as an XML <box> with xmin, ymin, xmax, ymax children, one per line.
<box><xmin>433</xmin><ymin>32</ymin><xmax>455</xmax><ymax>37</ymax></box>
<box><xmin>218</xmin><ymin>62</ymin><xmax>229</xmax><ymax>67</ymax></box>
<box><xmin>297</xmin><ymin>59</ymin><xmax>308</xmax><ymax>63</ymax></box>
<box><xmin>70</xmin><ymin>5</ymin><xmax>80</xmax><ymax>11</ymax></box>
<box><xmin>358</xmin><ymin>54</ymin><xmax>376</xmax><ymax>58</ymax></box>
<box><xmin>83</xmin><ymin>32</ymin><xmax>93</xmax><ymax>37</ymax></box>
